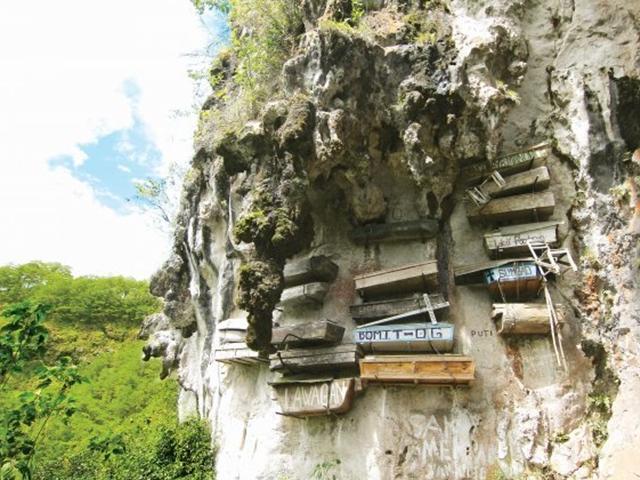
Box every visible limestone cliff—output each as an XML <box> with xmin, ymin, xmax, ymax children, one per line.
<box><xmin>145</xmin><ymin>0</ymin><xmax>640</xmax><ymax>478</ymax></box>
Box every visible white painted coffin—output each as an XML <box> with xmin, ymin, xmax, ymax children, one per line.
<box><xmin>354</xmin><ymin>322</ymin><xmax>454</xmax><ymax>353</ymax></box>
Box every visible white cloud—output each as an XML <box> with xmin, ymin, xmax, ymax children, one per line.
<box><xmin>0</xmin><ymin>0</ymin><xmax>217</xmax><ymax>279</ymax></box>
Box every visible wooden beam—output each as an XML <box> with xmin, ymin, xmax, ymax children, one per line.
<box><xmin>354</xmin><ymin>260</ymin><xmax>439</xmax><ymax>298</ymax></box>
<box><xmin>284</xmin><ymin>256</ymin><xmax>339</xmax><ymax>288</ymax></box>
<box><xmin>271</xmin><ymin>320</ymin><xmax>345</xmax><ymax>348</ymax></box>
<box><xmin>354</xmin><ymin>322</ymin><xmax>454</xmax><ymax>353</ymax></box>
<box><xmin>483</xmin><ymin>221</ymin><xmax>561</xmax><ymax>258</ymax></box>
<box><xmin>492</xmin><ymin>303</ymin><xmax>565</xmax><ymax>335</ymax></box>
<box><xmin>351</xmin><ymin>219</ymin><xmax>439</xmax><ymax>245</ymax></box>
<box><xmin>350</xmin><ymin>293</ymin><xmax>448</xmax><ymax>324</ymax></box>
<box><xmin>279</xmin><ymin>282</ymin><xmax>329</xmax><ymax>308</ymax></box>
<box><xmin>481</xmin><ymin>166</ymin><xmax>550</xmax><ymax>198</ymax></box>
<box><xmin>269</xmin><ymin>344</ymin><xmax>361</xmax><ymax>373</ymax></box>
<box><xmin>359</xmin><ymin>355</ymin><xmax>475</xmax><ymax>385</ymax></box>
<box><xmin>269</xmin><ymin>377</ymin><xmax>356</xmax><ymax>417</ymax></box>
<box><xmin>466</xmin><ymin>191</ymin><xmax>555</xmax><ymax>223</ymax></box>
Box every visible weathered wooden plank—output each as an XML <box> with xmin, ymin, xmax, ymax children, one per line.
<box><xmin>481</xmin><ymin>166</ymin><xmax>551</xmax><ymax>198</ymax></box>
<box><xmin>279</xmin><ymin>282</ymin><xmax>329</xmax><ymax>308</ymax></box>
<box><xmin>354</xmin><ymin>322</ymin><xmax>454</xmax><ymax>353</ymax></box>
<box><xmin>214</xmin><ymin>342</ymin><xmax>268</xmax><ymax>365</ymax></box>
<box><xmin>461</xmin><ymin>143</ymin><xmax>551</xmax><ymax>185</ymax></box>
<box><xmin>271</xmin><ymin>320</ymin><xmax>345</xmax><ymax>348</ymax></box>
<box><xmin>269</xmin><ymin>344</ymin><xmax>361</xmax><ymax>373</ymax></box>
<box><xmin>216</xmin><ymin>318</ymin><xmax>247</xmax><ymax>345</ymax></box>
<box><xmin>466</xmin><ymin>191</ymin><xmax>555</xmax><ymax>223</ymax></box>
<box><xmin>350</xmin><ymin>293</ymin><xmax>448</xmax><ymax>324</ymax></box>
<box><xmin>354</xmin><ymin>260</ymin><xmax>439</xmax><ymax>298</ymax></box>
<box><xmin>351</xmin><ymin>219</ymin><xmax>439</xmax><ymax>245</ymax></box>
<box><xmin>269</xmin><ymin>377</ymin><xmax>356</xmax><ymax>417</ymax></box>
<box><xmin>484</xmin><ymin>262</ymin><xmax>543</xmax><ymax>301</ymax></box>
<box><xmin>359</xmin><ymin>355</ymin><xmax>475</xmax><ymax>385</ymax></box>
<box><xmin>484</xmin><ymin>221</ymin><xmax>561</xmax><ymax>258</ymax></box>
<box><xmin>284</xmin><ymin>256</ymin><xmax>339</xmax><ymax>289</ymax></box>
<box><xmin>455</xmin><ymin>258</ymin><xmax>534</xmax><ymax>285</ymax></box>
<box><xmin>492</xmin><ymin>303</ymin><xmax>565</xmax><ymax>335</ymax></box>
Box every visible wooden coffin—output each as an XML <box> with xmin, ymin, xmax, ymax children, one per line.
<box><xmin>354</xmin><ymin>260</ymin><xmax>439</xmax><ymax>298</ymax></box>
<box><xmin>279</xmin><ymin>282</ymin><xmax>329</xmax><ymax>308</ymax></box>
<box><xmin>214</xmin><ymin>342</ymin><xmax>268</xmax><ymax>366</ymax></box>
<box><xmin>480</xmin><ymin>166</ymin><xmax>551</xmax><ymax>199</ymax></box>
<box><xmin>271</xmin><ymin>320</ymin><xmax>345</xmax><ymax>348</ymax></box>
<box><xmin>466</xmin><ymin>191</ymin><xmax>555</xmax><ymax>223</ymax></box>
<box><xmin>484</xmin><ymin>261</ymin><xmax>542</xmax><ymax>300</ymax></box>
<box><xmin>351</xmin><ymin>219</ymin><xmax>439</xmax><ymax>245</ymax></box>
<box><xmin>359</xmin><ymin>355</ymin><xmax>475</xmax><ymax>385</ymax></box>
<box><xmin>350</xmin><ymin>293</ymin><xmax>448</xmax><ymax>324</ymax></box>
<box><xmin>284</xmin><ymin>256</ymin><xmax>339</xmax><ymax>289</ymax></box>
<box><xmin>269</xmin><ymin>376</ymin><xmax>357</xmax><ymax>417</ymax></box>
<box><xmin>455</xmin><ymin>258</ymin><xmax>533</xmax><ymax>285</ymax></box>
<box><xmin>492</xmin><ymin>303</ymin><xmax>565</xmax><ymax>335</ymax></box>
<box><xmin>269</xmin><ymin>344</ymin><xmax>361</xmax><ymax>374</ymax></box>
<box><xmin>354</xmin><ymin>322</ymin><xmax>454</xmax><ymax>353</ymax></box>
<box><xmin>484</xmin><ymin>221</ymin><xmax>561</xmax><ymax>258</ymax></box>
<box><xmin>216</xmin><ymin>318</ymin><xmax>247</xmax><ymax>344</ymax></box>
<box><xmin>462</xmin><ymin>143</ymin><xmax>550</xmax><ymax>185</ymax></box>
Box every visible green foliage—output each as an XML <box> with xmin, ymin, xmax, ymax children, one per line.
<box><xmin>0</xmin><ymin>303</ymin><xmax>85</xmax><ymax>480</ymax></box>
<box><xmin>35</xmin><ymin>418</ymin><xmax>214</xmax><ymax>480</ymax></box>
<box><xmin>0</xmin><ymin>263</ymin><xmax>160</xmax><ymax>333</ymax></box>
<box><xmin>311</xmin><ymin>459</ymin><xmax>340</xmax><ymax>480</ymax></box>
<box><xmin>192</xmin><ymin>0</ymin><xmax>303</xmax><ymax>142</ymax></box>
<box><xmin>192</xmin><ymin>0</ymin><xmax>230</xmax><ymax>14</ymax></box>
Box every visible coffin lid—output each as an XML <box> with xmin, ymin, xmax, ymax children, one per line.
<box><xmin>454</xmin><ymin>258</ymin><xmax>536</xmax><ymax>285</ymax></box>
<box><xmin>217</xmin><ymin>318</ymin><xmax>248</xmax><ymax>332</ymax></box>
<box><xmin>485</xmin><ymin>220</ymin><xmax>563</xmax><ymax>237</ymax></box>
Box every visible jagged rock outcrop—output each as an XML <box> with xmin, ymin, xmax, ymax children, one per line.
<box><xmin>146</xmin><ymin>0</ymin><xmax>640</xmax><ymax>478</ymax></box>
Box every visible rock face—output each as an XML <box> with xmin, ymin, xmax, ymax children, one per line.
<box><xmin>147</xmin><ymin>0</ymin><xmax>640</xmax><ymax>478</ymax></box>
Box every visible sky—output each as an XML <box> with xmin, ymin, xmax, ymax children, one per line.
<box><xmin>0</xmin><ymin>0</ymin><xmax>228</xmax><ymax>279</ymax></box>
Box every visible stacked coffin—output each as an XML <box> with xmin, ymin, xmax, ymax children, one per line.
<box><xmin>456</xmin><ymin>144</ymin><xmax>577</xmax><ymax>369</ymax></box>
<box><xmin>351</xmin><ymin>260</ymin><xmax>475</xmax><ymax>386</ymax></box>
<box><xmin>268</xmin><ymin>256</ymin><xmax>365</xmax><ymax>417</ymax></box>
<box><xmin>214</xmin><ymin>318</ymin><xmax>268</xmax><ymax>366</ymax></box>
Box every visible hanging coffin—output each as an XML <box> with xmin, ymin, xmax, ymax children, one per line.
<box><xmin>462</xmin><ymin>143</ymin><xmax>550</xmax><ymax>185</ymax></box>
<box><xmin>466</xmin><ymin>191</ymin><xmax>555</xmax><ymax>223</ymax></box>
<box><xmin>354</xmin><ymin>260</ymin><xmax>439</xmax><ymax>298</ymax></box>
<box><xmin>354</xmin><ymin>322</ymin><xmax>454</xmax><ymax>353</ymax></box>
<box><xmin>359</xmin><ymin>355</ymin><xmax>475</xmax><ymax>385</ymax></box>
<box><xmin>350</xmin><ymin>219</ymin><xmax>439</xmax><ymax>245</ymax></box>
<box><xmin>492</xmin><ymin>303</ymin><xmax>565</xmax><ymax>335</ymax></box>
<box><xmin>269</xmin><ymin>344</ymin><xmax>361</xmax><ymax>374</ymax></box>
<box><xmin>214</xmin><ymin>342</ymin><xmax>268</xmax><ymax>366</ymax></box>
<box><xmin>279</xmin><ymin>282</ymin><xmax>329</xmax><ymax>308</ymax></box>
<box><xmin>479</xmin><ymin>166</ymin><xmax>551</xmax><ymax>199</ymax></box>
<box><xmin>216</xmin><ymin>318</ymin><xmax>248</xmax><ymax>345</ymax></box>
<box><xmin>284</xmin><ymin>256</ymin><xmax>339</xmax><ymax>289</ymax></box>
<box><xmin>483</xmin><ymin>261</ymin><xmax>542</xmax><ymax>300</ymax></box>
<box><xmin>271</xmin><ymin>320</ymin><xmax>345</xmax><ymax>349</ymax></box>
<box><xmin>484</xmin><ymin>221</ymin><xmax>561</xmax><ymax>258</ymax></box>
<box><xmin>269</xmin><ymin>376</ymin><xmax>359</xmax><ymax>417</ymax></box>
<box><xmin>350</xmin><ymin>293</ymin><xmax>449</xmax><ymax>324</ymax></box>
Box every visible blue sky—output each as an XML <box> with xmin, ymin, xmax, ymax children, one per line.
<box><xmin>0</xmin><ymin>0</ymin><xmax>229</xmax><ymax>278</ymax></box>
<box><xmin>50</xmin><ymin>12</ymin><xmax>229</xmax><ymax>215</ymax></box>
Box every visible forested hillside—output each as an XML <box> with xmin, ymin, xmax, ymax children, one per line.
<box><xmin>0</xmin><ymin>262</ymin><xmax>214</xmax><ymax>480</ymax></box>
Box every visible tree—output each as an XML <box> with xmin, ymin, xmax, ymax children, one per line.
<box><xmin>0</xmin><ymin>302</ymin><xmax>84</xmax><ymax>479</ymax></box>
